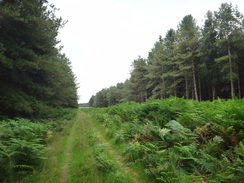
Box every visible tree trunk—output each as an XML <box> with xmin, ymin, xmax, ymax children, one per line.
<box><xmin>228</xmin><ymin>41</ymin><xmax>235</xmax><ymax>98</ymax></box>
<box><xmin>173</xmin><ymin>76</ymin><xmax>177</xmax><ymax>97</ymax></box>
<box><xmin>185</xmin><ymin>77</ymin><xmax>189</xmax><ymax>99</ymax></box>
<box><xmin>192</xmin><ymin>59</ymin><xmax>199</xmax><ymax>101</ymax></box>
<box><xmin>198</xmin><ymin>76</ymin><xmax>202</xmax><ymax>101</ymax></box>
<box><xmin>160</xmin><ymin>83</ymin><xmax>163</xmax><ymax>99</ymax></box>
<box><xmin>212</xmin><ymin>85</ymin><xmax>216</xmax><ymax>101</ymax></box>
<box><xmin>161</xmin><ymin>78</ymin><xmax>165</xmax><ymax>99</ymax></box>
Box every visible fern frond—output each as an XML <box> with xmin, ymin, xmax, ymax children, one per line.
<box><xmin>0</xmin><ymin>143</ymin><xmax>10</xmax><ymax>157</ymax></box>
<box><xmin>165</xmin><ymin>120</ymin><xmax>190</xmax><ymax>133</ymax></box>
<box><xmin>234</xmin><ymin>141</ymin><xmax>244</xmax><ymax>157</ymax></box>
<box><xmin>13</xmin><ymin>164</ymin><xmax>34</xmax><ymax>170</ymax></box>
<box><xmin>212</xmin><ymin>136</ymin><xmax>224</xmax><ymax>144</ymax></box>
<box><xmin>159</xmin><ymin>128</ymin><xmax>171</xmax><ymax>140</ymax></box>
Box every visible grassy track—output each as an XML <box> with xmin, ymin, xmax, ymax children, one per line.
<box><xmin>23</xmin><ymin>111</ymin><xmax>145</xmax><ymax>183</ymax></box>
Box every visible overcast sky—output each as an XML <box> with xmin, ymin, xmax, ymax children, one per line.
<box><xmin>48</xmin><ymin>0</ymin><xmax>244</xmax><ymax>103</ymax></box>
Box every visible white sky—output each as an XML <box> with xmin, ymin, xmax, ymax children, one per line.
<box><xmin>48</xmin><ymin>0</ymin><xmax>244</xmax><ymax>103</ymax></box>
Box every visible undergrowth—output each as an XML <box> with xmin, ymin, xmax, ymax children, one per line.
<box><xmin>86</xmin><ymin>128</ymin><xmax>133</xmax><ymax>183</ymax></box>
<box><xmin>0</xmin><ymin>109</ymin><xmax>77</xmax><ymax>182</ymax></box>
<box><xmin>88</xmin><ymin>97</ymin><xmax>244</xmax><ymax>183</ymax></box>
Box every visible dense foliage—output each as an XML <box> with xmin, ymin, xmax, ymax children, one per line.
<box><xmin>0</xmin><ymin>0</ymin><xmax>78</xmax><ymax>118</ymax></box>
<box><xmin>89</xmin><ymin>97</ymin><xmax>244</xmax><ymax>183</ymax></box>
<box><xmin>0</xmin><ymin>119</ymin><xmax>47</xmax><ymax>182</ymax></box>
<box><xmin>0</xmin><ymin>109</ymin><xmax>76</xmax><ymax>182</ymax></box>
<box><xmin>90</xmin><ymin>2</ymin><xmax>244</xmax><ymax>107</ymax></box>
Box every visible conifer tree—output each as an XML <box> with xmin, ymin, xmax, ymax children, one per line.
<box><xmin>215</xmin><ymin>3</ymin><xmax>243</xmax><ymax>98</ymax></box>
<box><xmin>0</xmin><ymin>0</ymin><xmax>78</xmax><ymax>118</ymax></box>
<box><xmin>163</xmin><ymin>29</ymin><xmax>178</xmax><ymax>97</ymax></box>
<box><xmin>129</xmin><ymin>57</ymin><xmax>148</xmax><ymax>102</ymax></box>
<box><xmin>147</xmin><ymin>40</ymin><xmax>167</xmax><ymax>99</ymax></box>
<box><xmin>201</xmin><ymin>11</ymin><xmax>219</xmax><ymax>100</ymax></box>
<box><xmin>174</xmin><ymin>15</ymin><xmax>201</xmax><ymax>100</ymax></box>
<box><xmin>90</xmin><ymin>3</ymin><xmax>244</xmax><ymax>105</ymax></box>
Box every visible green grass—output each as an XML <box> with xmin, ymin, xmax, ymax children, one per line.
<box><xmin>23</xmin><ymin>121</ymin><xmax>73</xmax><ymax>183</ymax></box>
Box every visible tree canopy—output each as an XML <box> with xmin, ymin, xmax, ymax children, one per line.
<box><xmin>0</xmin><ymin>0</ymin><xmax>78</xmax><ymax>118</ymax></box>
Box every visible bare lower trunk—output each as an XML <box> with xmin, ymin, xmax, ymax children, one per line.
<box><xmin>192</xmin><ymin>60</ymin><xmax>198</xmax><ymax>101</ymax></box>
<box><xmin>198</xmin><ymin>77</ymin><xmax>202</xmax><ymax>101</ymax></box>
<box><xmin>185</xmin><ymin>77</ymin><xmax>189</xmax><ymax>99</ymax></box>
<box><xmin>174</xmin><ymin>76</ymin><xmax>177</xmax><ymax>97</ymax></box>
<box><xmin>173</xmin><ymin>67</ymin><xmax>177</xmax><ymax>97</ymax></box>
<box><xmin>228</xmin><ymin>42</ymin><xmax>234</xmax><ymax>98</ymax></box>
<box><xmin>162</xmin><ymin>78</ymin><xmax>166</xmax><ymax>99</ymax></box>
<box><xmin>212</xmin><ymin>85</ymin><xmax>216</xmax><ymax>101</ymax></box>
<box><xmin>160</xmin><ymin>79</ymin><xmax>164</xmax><ymax>99</ymax></box>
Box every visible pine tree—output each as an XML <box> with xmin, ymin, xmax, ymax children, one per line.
<box><xmin>201</xmin><ymin>11</ymin><xmax>219</xmax><ymax>100</ymax></box>
<box><xmin>163</xmin><ymin>29</ymin><xmax>179</xmax><ymax>97</ymax></box>
<box><xmin>90</xmin><ymin>3</ymin><xmax>244</xmax><ymax>105</ymax></box>
<box><xmin>0</xmin><ymin>0</ymin><xmax>77</xmax><ymax>118</ymax></box>
<box><xmin>147</xmin><ymin>39</ymin><xmax>167</xmax><ymax>99</ymax></box>
<box><xmin>215</xmin><ymin>3</ymin><xmax>243</xmax><ymax>98</ymax></box>
<box><xmin>174</xmin><ymin>15</ymin><xmax>201</xmax><ymax>100</ymax></box>
<box><xmin>129</xmin><ymin>57</ymin><xmax>148</xmax><ymax>102</ymax></box>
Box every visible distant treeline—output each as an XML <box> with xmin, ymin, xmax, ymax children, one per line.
<box><xmin>79</xmin><ymin>103</ymin><xmax>90</xmax><ymax>107</ymax></box>
<box><xmin>0</xmin><ymin>0</ymin><xmax>78</xmax><ymax>118</ymax></box>
<box><xmin>89</xmin><ymin>2</ymin><xmax>244</xmax><ymax>107</ymax></box>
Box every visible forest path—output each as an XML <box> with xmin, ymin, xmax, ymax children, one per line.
<box><xmin>89</xmin><ymin>114</ymin><xmax>144</xmax><ymax>183</ymax></box>
<box><xmin>23</xmin><ymin>110</ymin><xmax>143</xmax><ymax>183</ymax></box>
<box><xmin>59</xmin><ymin>111</ymin><xmax>82</xmax><ymax>183</ymax></box>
